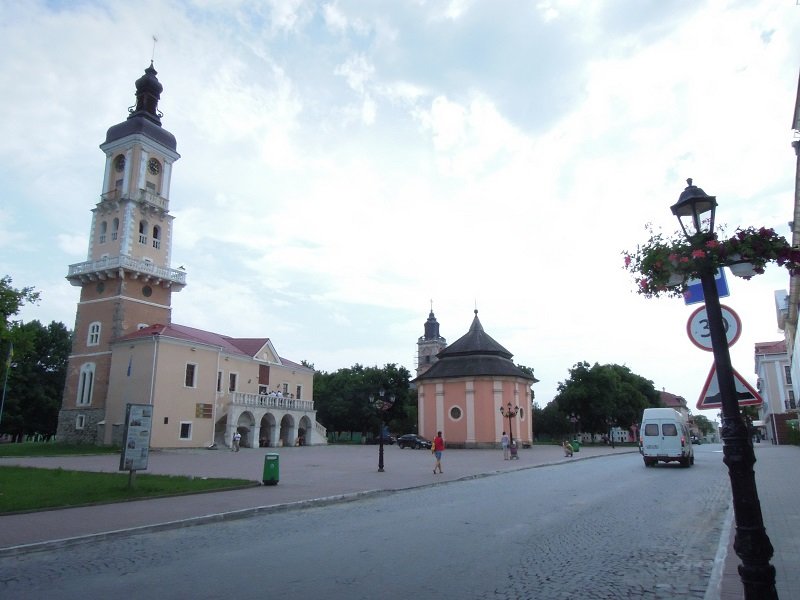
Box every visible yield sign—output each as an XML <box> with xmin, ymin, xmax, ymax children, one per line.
<box><xmin>696</xmin><ymin>364</ymin><xmax>763</xmax><ymax>409</ymax></box>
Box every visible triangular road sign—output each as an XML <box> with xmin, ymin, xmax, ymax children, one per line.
<box><xmin>696</xmin><ymin>364</ymin><xmax>763</xmax><ymax>409</ymax></box>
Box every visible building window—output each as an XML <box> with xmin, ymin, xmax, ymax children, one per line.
<box><xmin>138</xmin><ymin>220</ymin><xmax>148</xmax><ymax>245</ymax></box>
<box><xmin>282</xmin><ymin>382</ymin><xmax>289</xmax><ymax>394</ymax></box>
<box><xmin>111</xmin><ymin>217</ymin><xmax>119</xmax><ymax>240</ymax></box>
<box><xmin>296</xmin><ymin>385</ymin><xmax>302</xmax><ymax>400</ymax></box>
<box><xmin>185</xmin><ymin>363</ymin><xmax>197</xmax><ymax>388</ymax></box>
<box><xmin>217</xmin><ymin>371</ymin><xmax>223</xmax><ymax>393</ymax></box>
<box><xmin>784</xmin><ymin>365</ymin><xmax>792</xmax><ymax>385</ymax></box>
<box><xmin>449</xmin><ymin>406</ymin><xmax>462</xmax><ymax>420</ymax></box>
<box><xmin>259</xmin><ymin>384</ymin><xmax>268</xmax><ymax>395</ymax></box>
<box><xmin>179</xmin><ymin>422</ymin><xmax>192</xmax><ymax>440</ymax></box>
<box><xmin>152</xmin><ymin>225</ymin><xmax>161</xmax><ymax>249</ymax></box>
<box><xmin>77</xmin><ymin>363</ymin><xmax>95</xmax><ymax>406</ymax></box>
<box><xmin>87</xmin><ymin>321</ymin><xmax>101</xmax><ymax>346</ymax></box>
<box><xmin>229</xmin><ymin>372</ymin><xmax>238</xmax><ymax>392</ymax></box>
<box><xmin>75</xmin><ymin>414</ymin><xmax>86</xmax><ymax>430</ymax></box>
<box><xmin>99</xmin><ymin>221</ymin><xmax>107</xmax><ymax>244</ymax></box>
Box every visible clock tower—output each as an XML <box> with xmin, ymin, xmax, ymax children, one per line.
<box><xmin>57</xmin><ymin>63</ymin><xmax>186</xmax><ymax>443</ymax></box>
<box><xmin>416</xmin><ymin>305</ymin><xmax>447</xmax><ymax>377</ymax></box>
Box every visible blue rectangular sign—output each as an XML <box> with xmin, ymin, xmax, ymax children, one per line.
<box><xmin>683</xmin><ymin>269</ymin><xmax>729</xmax><ymax>305</ymax></box>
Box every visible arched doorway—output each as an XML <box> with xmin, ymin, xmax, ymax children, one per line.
<box><xmin>260</xmin><ymin>413</ymin><xmax>277</xmax><ymax>447</ymax></box>
<box><xmin>237</xmin><ymin>411</ymin><xmax>256</xmax><ymax>448</ymax></box>
<box><xmin>279</xmin><ymin>414</ymin><xmax>295</xmax><ymax>447</ymax></box>
<box><xmin>298</xmin><ymin>415</ymin><xmax>313</xmax><ymax>446</ymax></box>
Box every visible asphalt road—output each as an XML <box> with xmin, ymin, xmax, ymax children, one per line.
<box><xmin>1</xmin><ymin>446</ymin><xmax>730</xmax><ymax>600</ymax></box>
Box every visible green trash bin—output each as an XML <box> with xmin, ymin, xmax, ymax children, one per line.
<box><xmin>263</xmin><ymin>453</ymin><xmax>279</xmax><ymax>485</ymax></box>
<box><xmin>570</xmin><ymin>440</ymin><xmax>581</xmax><ymax>452</ymax></box>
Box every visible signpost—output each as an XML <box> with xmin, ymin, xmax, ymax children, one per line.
<box><xmin>696</xmin><ymin>364</ymin><xmax>763</xmax><ymax>410</ymax></box>
<box><xmin>119</xmin><ymin>403</ymin><xmax>153</xmax><ymax>488</ymax></box>
<box><xmin>683</xmin><ymin>269</ymin><xmax>729</xmax><ymax>305</ymax></box>
<box><xmin>687</xmin><ymin>304</ymin><xmax>742</xmax><ymax>351</ymax></box>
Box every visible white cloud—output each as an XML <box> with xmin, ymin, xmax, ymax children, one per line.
<box><xmin>4</xmin><ymin>0</ymin><xmax>800</xmax><ymax>413</ymax></box>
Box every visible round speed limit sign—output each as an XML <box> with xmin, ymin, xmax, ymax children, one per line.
<box><xmin>686</xmin><ymin>304</ymin><xmax>742</xmax><ymax>351</ymax></box>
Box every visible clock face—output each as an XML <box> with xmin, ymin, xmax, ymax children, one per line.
<box><xmin>114</xmin><ymin>155</ymin><xmax>125</xmax><ymax>172</ymax></box>
<box><xmin>148</xmin><ymin>158</ymin><xmax>161</xmax><ymax>175</ymax></box>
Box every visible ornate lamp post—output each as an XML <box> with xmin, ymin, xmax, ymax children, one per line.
<box><xmin>568</xmin><ymin>413</ymin><xmax>580</xmax><ymax>441</ymax></box>
<box><xmin>370</xmin><ymin>388</ymin><xmax>395</xmax><ymax>473</ymax></box>
<box><xmin>670</xmin><ymin>179</ymin><xmax>776</xmax><ymax>599</ymax></box>
<box><xmin>499</xmin><ymin>402</ymin><xmax>520</xmax><ymax>447</ymax></box>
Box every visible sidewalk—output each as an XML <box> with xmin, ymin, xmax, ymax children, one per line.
<box><xmin>1</xmin><ymin>443</ymin><xmax>796</xmax><ymax>598</ymax></box>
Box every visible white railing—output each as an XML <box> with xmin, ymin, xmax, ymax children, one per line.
<box><xmin>100</xmin><ymin>189</ymin><xmax>168</xmax><ymax>210</ymax></box>
<box><xmin>231</xmin><ymin>392</ymin><xmax>315</xmax><ymax>412</ymax></box>
<box><xmin>67</xmin><ymin>255</ymin><xmax>187</xmax><ymax>285</ymax></box>
<box><xmin>315</xmin><ymin>421</ymin><xmax>327</xmax><ymax>439</ymax></box>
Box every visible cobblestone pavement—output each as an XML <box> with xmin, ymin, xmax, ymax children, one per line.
<box><xmin>1</xmin><ymin>443</ymin><xmax>797</xmax><ymax>598</ymax></box>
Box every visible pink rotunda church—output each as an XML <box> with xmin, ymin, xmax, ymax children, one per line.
<box><xmin>414</xmin><ymin>310</ymin><xmax>537</xmax><ymax>448</ymax></box>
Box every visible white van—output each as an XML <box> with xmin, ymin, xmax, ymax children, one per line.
<box><xmin>639</xmin><ymin>407</ymin><xmax>694</xmax><ymax>467</ymax></box>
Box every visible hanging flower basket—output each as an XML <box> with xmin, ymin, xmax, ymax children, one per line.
<box><xmin>623</xmin><ymin>225</ymin><xmax>800</xmax><ymax>298</ymax></box>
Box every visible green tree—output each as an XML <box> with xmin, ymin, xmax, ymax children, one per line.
<box><xmin>692</xmin><ymin>414</ymin><xmax>715</xmax><ymax>436</ymax></box>
<box><xmin>1</xmin><ymin>275</ymin><xmax>40</xmax><ymax>339</ymax></box>
<box><xmin>553</xmin><ymin>361</ymin><xmax>661</xmax><ymax>434</ymax></box>
<box><xmin>313</xmin><ymin>363</ymin><xmax>413</xmax><ymax>438</ymax></box>
<box><xmin>2</xmin><ymin>320</ymin><xmax>71</xmax><ymax>440</ymax></box>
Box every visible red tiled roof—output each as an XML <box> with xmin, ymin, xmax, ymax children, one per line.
<box><xmin>660</xmin><ymin>391</ymin><xmax>687</xmax><ymax>409</ymax></box>
<box><xmin>754</xmin><ymin>340</ymin><xmax>787</xmax><ymax>355</ymax></box>
<box><xmin>116</xmin><ymin>323</ymin><xmax>269</xmax><ymax>359</ymax></box>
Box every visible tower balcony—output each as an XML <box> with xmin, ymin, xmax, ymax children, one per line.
<box><xmin>101</xmin><ymin>188</ymin><xmax>168</xmax><ymax>211</ymax></box>
<box><xmin>66</xmin><ymin>254</ymin><xmax>187</xmax><ymax>288</ymax></box>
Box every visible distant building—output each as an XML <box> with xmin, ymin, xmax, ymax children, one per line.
<box><xmin>754</xmin><ymin>339</ymin><xmax>794</xmax><ymax>444</ymax></box>
<box><xmin>414</xmin><ymin>310</ymin><xmax>537</xmax><ymax>448</ymax></box>
<box><xmin>56</xmin><ymin>64</ymin><xmax>325</xmax><ymax>448</ymax></box>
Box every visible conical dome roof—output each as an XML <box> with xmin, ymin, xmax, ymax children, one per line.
<box><xmin>415</xmin><ymin>311</ymin><xmax>535</xmax><ymax>381</ymax></box>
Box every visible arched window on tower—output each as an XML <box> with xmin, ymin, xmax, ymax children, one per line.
<box><xmin>152</xmin><ymin>225</ymin><xmax>161</xmax><ymax>249</ymax></box>
<box><xmin>99</xmin><ymin>221</ymin><xmax>107</xmax><ymax>244</ymax></box>
<box><xmin>138</xmin><ymin>220</ymin><xmax>148</xmax><ymax>245</ymax></box>
<box><xmin>77</xmin><ymin>363</ymin><xmax>95</xmax><ymax>406</ymax></box>
<box><xmin>111</xmin><ymin>217</ymin><xmax>119</xmax><ymax>241</ymax></box>
<box><xmin>87</xmin><ymin>322</ymin><xmax>101</xmax><ymax>346</ymax></box>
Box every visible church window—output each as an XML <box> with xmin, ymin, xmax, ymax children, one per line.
<box><xmin>99</xmin><ymin>221</ymin><xmax>107</xmax><ymax>244</ymax></box>
<box><xmin>87</xmin><ymin>322</ymin><xmax>101</xmax><ymax>346</ymax></box>
<box><xmin>449</xmin><ymin>406</ymin><xmax>462</xmax><ymax>420</ymax></box>
<box><xmin>179</xmin><ymin>422</ymin><xmax>192</xmax><ymax>440</ymax></box>
<box><xmin>77</xmin><ymin>363</ymin><xmax>95</xmax><ymax>406</ymax></box>
<box><xmin>114</xmin><ymin>154</ymin><xmax>126</xmax><ymax>173</ymax></box>
<box><xmin>111</xmin><ymin>218</ymin><xmax>119</xmax><ymax>241</ymax></box>
<box><xmin>152</xmin><ymin>225</ymin><xmax>161</xmax><ymax>249</ymax></box>
<box><xmin>138</xmin><ymin>220</ymin><xmax>148</xmax><ymax>245</ymax></box>
<box><xmin>75</xmin><ymin>414</ymin><xmax>86</xmax><ymax>430</ymax></box>
<box><xmin>142</xmin><ymin>286</ymin><xmax>152</xmax><ymax>298</ymax></box>
<box><xmin>185</xmin><ymin>363</ymin><xmax>197</xmax><ymax>388</ymax></box>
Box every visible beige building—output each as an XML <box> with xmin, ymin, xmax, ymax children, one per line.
<box><xmin>56</xmin><ymin>63</ymin><xmax>325</xmax><ymax>448</ymax></box>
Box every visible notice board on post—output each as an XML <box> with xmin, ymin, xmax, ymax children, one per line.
<box><xmin>119</xmin><ymin>403</ymin><xmax>153</xmax><ymax>472</ymax></box>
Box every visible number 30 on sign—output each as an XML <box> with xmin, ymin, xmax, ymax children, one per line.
<box><xmin>686</xmin><ymin>304</ymin><xmax>742</xmax><ymax>351</ymax></box>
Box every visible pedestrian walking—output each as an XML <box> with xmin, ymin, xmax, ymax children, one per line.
<box><xmin>232</xmin><ymin>430</ymin><xmax>241</xmax><ymax>452</ymax></box>
<box><xmin>501</xmin><ymin>431</ymin><xmax>510</xmax><ymax>460</ymax></box>
<box><xmin>432</xmin><ymin>431</ymin><xmax>444</xmax><ymax>474</ymax></box>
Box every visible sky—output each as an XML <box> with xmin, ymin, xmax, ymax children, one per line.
<box><xmin>1</xmin><ymin>0</ymin><xmax>798</xmax><ymax>422</ymax></box>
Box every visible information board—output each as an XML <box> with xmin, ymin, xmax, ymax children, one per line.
<box><xmin>119</xmin><ymin>403</ymin><xmax>153</xmax><ymax>471</ymax></box>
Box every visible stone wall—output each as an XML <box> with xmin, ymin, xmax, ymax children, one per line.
<box><xmin>56</xmin><ymin>408</ymin><xmax>106</xmax><ymax>445</ymax></box>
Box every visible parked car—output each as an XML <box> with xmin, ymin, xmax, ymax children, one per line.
<box><xmin>397</xmin><ymin>434</ymin><xmax>432</xmax><ymax>449</ymax></box>
<box><xmin>691</xmin><ymin>435</ymin><xmax>702</xmax><ymax>445</ymax></box>
<box><xmin>366</xmin><ymin>434</ymin><xmax>396</xmax><ymax>445</ymax></box>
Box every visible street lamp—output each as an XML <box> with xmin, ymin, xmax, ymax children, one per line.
<box><xmin>671</xmin><ymin>179</ymin><xmax>776</xmax><ymax>599</ymax></box>
<box><xmin>568</xmin><ymin>413</ymin><xmax>580</xmax><ymax>441</ymax></box>
<box><xmin>370</xmin><ymin>388</ymin><xmax>395</xmax><ymax>473</ymax></box>
<box><xmin>499</xmin><ymin>402</ymin><xmax>520</xmax><ymax>448</ymax></box>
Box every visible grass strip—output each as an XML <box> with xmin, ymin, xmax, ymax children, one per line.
<box><xmin>0</xmin><ymin>466</ymin><xmax>253</xmax><ymax>513</ymax></box>
<box><xmin>0</xmin><ymin>442</ymin><xmax>120</xmax><ymax>457</ymax></box>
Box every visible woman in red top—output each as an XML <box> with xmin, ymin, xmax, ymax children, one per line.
<box><xmin>432</xmin><ymin>431</ymin><xmax>444</xmax><ymax>474</ymax></box>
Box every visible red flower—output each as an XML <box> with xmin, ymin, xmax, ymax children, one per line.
<box><xmin>691</xmin><ymin>249</ymin><xmax>706</xmax><ymax>259</ymax></box>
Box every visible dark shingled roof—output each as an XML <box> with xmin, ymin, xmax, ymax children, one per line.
<box><xmin>415</xmin><ymin>311</ymin><xmax>537</xmax><ymax>382</ymax></box>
